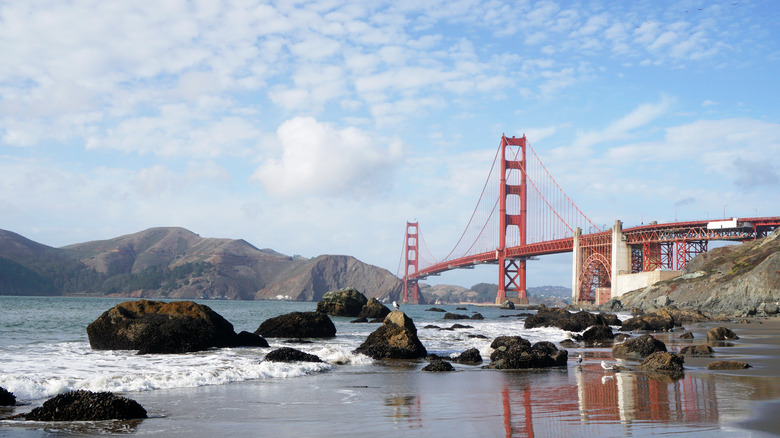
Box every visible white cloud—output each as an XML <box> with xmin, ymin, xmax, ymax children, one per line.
<box><xmin>252</xmin><ymin>117</ymin><xmax>403</xmax><ymax>197</ymax></box>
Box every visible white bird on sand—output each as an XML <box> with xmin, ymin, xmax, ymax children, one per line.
<box><xmin>601</xmin><ymin>360</ymin><xmax>616</xmax><ymax>371</ymax></box>
<box><xmin>392</xmin><ymin>301</ymin><xmax>399</xmax><ymax>310</ymax></box>
<box><xmin>576</xmin><ymin>355</ymin><xmax>583</xmax><ymax>365</ymax></box>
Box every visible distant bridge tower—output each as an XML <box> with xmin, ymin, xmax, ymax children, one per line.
<box><xmin>403</xmin><ymin>221</ymin><xmax>420</xmax><ymax>303</ymax></box>
<box><xmin>497</xmin><ymin>134</ymin><xmax>528</xmax><ymax>305</ymax></box>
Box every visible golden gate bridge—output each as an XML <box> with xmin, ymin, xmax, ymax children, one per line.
<box><xmin>401</xmin><ymin>134</ymin><xmax>780</xmax><ymax>305</ymax></box>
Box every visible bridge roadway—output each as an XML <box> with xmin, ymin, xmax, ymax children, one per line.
<box><xmin>407</xmin><ymin>216</ymin><xmax>780</xmax><ymax>288</ymax></box>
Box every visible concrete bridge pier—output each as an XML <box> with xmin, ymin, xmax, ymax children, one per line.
<box><xmin>611</xmin><ymin>220</ymin><xmax>631</xmax><ymax>301</ymax></box>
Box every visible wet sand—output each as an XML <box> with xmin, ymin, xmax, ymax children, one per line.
<box><xmin>3</xmin><ymin>314</ymin><xmax>780</xmax><ymax>437</ymax></box>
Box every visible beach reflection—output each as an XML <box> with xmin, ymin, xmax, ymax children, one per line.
<box><xmin>498</xmin><ymin>364</ymin><xmax>780</xmax><ymax>437</ymax></box>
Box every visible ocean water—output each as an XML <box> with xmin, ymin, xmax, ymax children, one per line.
<box><xmin>2</xmin><ymin>296</ymin><xmax>779</xmax><ymax>437</ymax></box>
<box><xmin>0</xmin><ymin>296</ymin><xmax>566</xmax><ymax>402</ymax></box>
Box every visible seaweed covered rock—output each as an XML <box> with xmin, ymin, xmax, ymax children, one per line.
<box><xmin>0</xmin><ymin>387</ymin><xmax>15</xmax><ymax>406</ymax></box>
<box><xmin>582</xmin><ymin>325</ymin><xmax>614</xmax><ymax>343</ymax></box>
<box><xmin>455</xmin><ymin>348</ymin><xmax>483</xmax><ymax>365</ymax></box>
<box><xmin>525</xmin><ymin>308</ymin><xmax>607</xmax><ymax>332</ymax></box>
<box><xmin>264</xmin><ymin>347</ymin><xmax>323</xmax><ymax>363</ymax></box>
<box><xmin>638</xmin><ymin>351</ymin><xmax>685</xmax><ymax>373</ymax></box>
<box><xmin>707</xmin><ymin>360</ymin><xmax>751</xmax><ymax>370</ymax></box>
<box><xmin>621</xmin><ymin>312</ymin><xmax>674</xmax><ymax>332</ymax></box>
<box><xmin>316</xmin><ymin>287</ymin><xmax>368</xmax><ymax>317</ymax></box>
<box><xmin>707</xmin><ymin>327</ymin><xmax>739</xmax><ymax>342</ymax></box>
<box><xmin>612</xmin><ymin>334</ymin><xmax>667</xmax><ymax>359</ymax></box>
<box><xmin>358</xmin><ymin>298</ymin><xmax>391</xmax><ymax>319</ymax></box>
<box><xmin>87</xmin><ymin>300</ymin><xmax>258</xmax><ymax>354</ymax></box>
<box><xmin>422</xmin><ymin>360</ymin><xmax>455</xmax><ymax>372</ymax></box>
<box><xmin>486</xmin><ymin>336</ymin><xmax>568</xmax><ymax>369</ymax></box>
<box><xmin>354</xmin><ymin>311</ymin><xmax>427</xmax><ymax>359</ymax></box>
<box><xmin>443</xmin><ymin>312</ymin><xmax>470</xmax><ymax>320</ymax></box>
<box><xmin>680</xmin><ymin>345</ymin><xmax>714</xmax><ymax>356</ymax></box>
<box><xmin>25</xmin><ymin>390</ymin><xmax>146</xmax><ymax>421</ymax></box>
<box><xmin>255</xmin><ymin>312</ymin><xmax>336</xmax><ymax>338</ymax></box>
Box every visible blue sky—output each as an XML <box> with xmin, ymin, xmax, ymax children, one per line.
<box><xmin>1</xmin><ymin>0</ymin><xmax>778</xmax><ymax>289</ymax></box>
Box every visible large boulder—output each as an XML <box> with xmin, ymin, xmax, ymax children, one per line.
<box><xmin>0</xmin><ymin>387</ymin><xmax>15</xmax><ymax>406</ymax></box>
<box><xmin>707</xmin><ymin>326</ymin><xmax>739</xmax><ymax>342</ymax></box>
<box><xmin>707</xmin><ymin>360</ymin><xmax>751</xmax><ymax>370</ymax></box>
<box><xmin>638</xmin><ymin>351</ymin><xmax>684</xmax><ymax>373</ymax></box>
<box><xmin>264</xmin><ymin>347</ymin><xmax>323</xmax><ymax>363</ymax></box>
<box><xmin>500</xmin><ymin>300</ymin><xmax>515</xmax><ymax>310</ymax></box>
<box><xmin>582</xmin><ymin>325</ymin><xmax>614</xmax><ymax>343</ymax></box>
<box><xmin>621</xmin><ymin>312</ymin><xmax>674</xmax><ymax>332</ymax></box>
<box><xmin>316</xmin><ymin>287</ymin><xmax>368</xmax><ymax>317</ymax></box>
<box><xmin>255</xmin><ymin>312</ymin><xmax>336</xmax><ymax>338</ymax></box>
<box><xmin>525</xmin><ymin>308</ymin><xmax>607</xmax><ymax>332</ymax></box>
<box><xmin>680</xmin><ymin>345</ymin><xmax>714</xmax><ymax>356</ymax></box>
<box><xmin>443</xmin><ymin>312</ymin><xmax>471</xmax><ymax>320</ymax></box>
<box><xmin>354</xmin><ymin>311</ymin><xmax>427</xmax><ymax>359</ymax></box>
<box><xmin>454</xmin><ymin>348</ymin><xmax>483</xmax><ymax>365</ymax></box>
<box><xmin>25</xmin><ymin>390</ymin><xmax>146</xmax><ymax>421</ymax></box>
<box><xmin>486</xmin><ymin>335</ymin><xmax>568</xmax><ymax>369</ymax></box>
<box><xmin>86</xmin><ymin>300</ymin><xmax>259</xmax><ymax>354</ymax></box>
<box><xmin>358</xmin><ymin>298</ymin><xmax>391</xmax><ymax>319</ymax></box>
<box><xmin>422</xmin><ymin>360</ymin><xmax>455</xmax><ymax>372</ymax></box>
<box><xmin>612</xmin><ymin>334</ymin><xmax>667</xmax><ymax>359</ymax></box>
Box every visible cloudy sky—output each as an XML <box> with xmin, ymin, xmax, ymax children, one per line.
<box><xmin>1</xmin><ymin>0</ymin><xmax>778</xmax><ymax>289</ymax></box>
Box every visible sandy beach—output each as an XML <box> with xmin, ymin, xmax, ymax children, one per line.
<box><xmin>2</xmin><ymin>299</ymin><xmax>780</xmax><ymax>438</ymax></box>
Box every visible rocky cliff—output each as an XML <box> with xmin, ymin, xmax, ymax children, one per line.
<box><xmin>618</xmin><ymin>228</ymin><xmax>780</xmax><ymax>314</ymax></box>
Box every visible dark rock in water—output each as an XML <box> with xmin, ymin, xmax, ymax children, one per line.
<box><xmin>490</xmin><ymin>336</ymin><xmax>531</xmax><ymax>351</ymax></box>
<box><xmin>500</xmin><ymin>300</ymin><xmax>515</xmax><ymax>310</ymax></box>
<box><xmin>456</xmin><ymin>307</ymin><xmax>467</xmax><ymax>310</ymax></box>
<box><xmin>614</xmin><ymin>333</ymin><xmax>631</xmax><ymax>343</ymax></box>
<box><xmin>315</xmin><ymin>287</ymin><xmax>368</xmax><ymax>317</ymax></box>
<box><xmin>354</xmin><ymin>311</ymin><xmax>427</xmax><ymax>359</ymax></box>
<box><xmin>255</xmin><ymin>312</ymin><xmax>336</xmax><ymax>338</ymax></box>
<box><xmin>679</xmin><ymin>331</ymin><xmax>694</xmax><ymax>339</ymax></box>
<box><xmin>470</xmin><ymin>313</ymin><xmax>484</xmax><ymax>320</ymax></box>
<box><xmin>621</xmin><ymin>312</ymin><xmax>674</xmax><ymax>332</ymax></box>
<box><xmin>600</xmin><ymin>313</ymin><xmax>622</xmax><ymax>326</ymax></box>
<box><xmin>450</xmin><ymin>324</ymin><xmax>473</xmax><ymax>329</ymax></box>
<box><xmin>422</xmin><ymin>360</ymin><xmax>454</xmax><ymax>372</ymax></box>
<box><xmin>658</xmin><ymin>306</ymin><xmax>711</xmax><ymax>325</ymax></box>
<box><xmin>455</xmin><ymin>348</ymin><xmax>483</xmax><ymax>365</ymax></box>
<box><xmin>707</xmin><ymin>360</ymin><xmax>751</xmax><ymax>370</ymax></box>
<box><xmin>707</xmin><ymin>326</ymin><xmax>739</xmax><ymax>342</ymax></box>
<box><xmin>425</xmin><ymin>307</ymin><xmax>447</xmax><ymax>312</ymax></box>
<box><xmin>425</xmin><ymin>353</ymin><xmax>446</xmax><ymax>361</ymax></box>
<box><xmin>443</xmin><ymin>312</ymin><xmax>470</xmax><ymax>320</ymax></box>
<box><xmin>235</xmin><ymin>331</ymin><xmax>269</xmax><ymax>347</ymax></box>
<box><xmin>680</xmin><ymin>345</ymin><xmax>713</xmax><ymax>356</ymax></box>
<box><xmin>350</xmin><ymin>317</ymin><xmax>369</xmax><ymax>323</ymax></box>
<box><xmin>87</xmin><ymin>300</ymin><xmax>251</xmax><ymax>354</ymax></box>
<box><xmin>560</xmin><ymin>339</ymin><xmax>579</xmax><ymax>348</ymax></box>
<box><xmin>612</xmin><ymin>334</ymin><xmax>667</xmax><ymax>359</ymax></box>
<box><xmin>358</xmin><ymin>298</ymin><xmax>391</xmax><ymax>319</ymax></box>
<box><xmin>468</xmin><ymin>334</ymin><xmax>489</xmax><ymax>339</ymax></box>
<box><xmin>0</xmin><ymin>386</ymin><xmax>15</xmax><ymax>406</ymax></box>
<box><xmin>283</xmin><ymin>339</ymin><xmax>313</xmax><ymax>344</ymax></box>
<box><xmin>582</xmin><ymin>325</ymin><xmax>614</xmax><ymax>342</ymax></box>
<box><xmin>638</xmin><ymin>351</ymin><xmax>684</xmax><ymax>373</ymax></box>
<box><xmin>424</xmin><ymin>324</ymin><xmax>441</xmax><ymax>329</ymax></box>
<box><xmin>25</xmin><ymin>390</ymin><xmax>146</xmax><ymax>421</ymax></box>
<box><xmin>369</xmin><ymin>318</ymin><xmax>384</xmax><ymax>323</ymax></box>
<box><xmin>265</xmin><ymin>347</ymin><xmax>323</xmax><ymax>363</ymax></box>
<box><xmin>525</xmin><ymin>308</ymin><xmax>607</xmax><ymax>332</ymax></box>
<box><xmin>487</xmin><ymin>337</ymin><xmax>568</xmax><ymax>369</ymax></box>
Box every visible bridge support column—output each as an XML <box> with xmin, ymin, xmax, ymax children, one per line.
<box><xmin>611</xmin><ymin>220</ymin><xmax>631</xmax><ymax>302</ymax></box>
<box><xmin>496</xmin><ymin>134</ymin><xmax>528</xmax><ymax>305</ymax></box>
<box><xmin>571</xmin><ymin>227</ymin><xmax>581</xmax><ymax>304</ymax></box>
<box><xmin>403</xmin><ymin>221</ymin><xmax>419</xmax><ymax>304</ymax></box>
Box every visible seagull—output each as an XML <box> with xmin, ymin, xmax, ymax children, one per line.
<box><xmin>576</xmin><ymin>354</ymin><xmax>583</xmax><ymax>365</ymax></box>
<box><xmin>601</xmin><ymin>360</ymin><xmax>616</xmax><ymax>371</ymax></box>
<box><xmin>392</xmin><ymin>301</ymin><xmax>400</xmax><ymax>310</ymax></box>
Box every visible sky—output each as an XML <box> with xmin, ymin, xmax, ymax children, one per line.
<box><xmin>1</xmin><ymin>0</ymin><xmax>779</xmax><ymax>290</ymax></box>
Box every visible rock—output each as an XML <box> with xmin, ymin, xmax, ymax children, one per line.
<box><xmin>234</xmin><ymin>331</ymin><xmax>270</xmax><ymax>347</ymax></box>
<box><xmin>638</xmin><ymin>351</ymin><xmax>684</xmax><ymax>373</ymax></box>
<box><xmin>254</xmin><ymin>312</ymin><xmax>336</xmax><ymax>338</ymax></box>
<box><xmin>264</xmin><ymin>347</ymin><xmax>323</xmax><ymax>363</ymax></box>
<box><xmin>315</xmin><ymin>287</ymin><xmax>369</xmax><ymax>317</ymax></box>
<box><xmin>0</xmin><ymin>386</ymin><xmax>15</xmax><ymax>406</ymax></box>
<box><xmin>455</xmin><ymin>348</ymin><xmax>483</xmax><ymax>365</ymax></box>
<box><xmin>758</xmin><ymin>302</ymin><xmax>779</xmax><ymax>315</ymax></box>
<box><xmin>679</xmin><ymin>331</ymin><xmax>694</xmax><ymax>339</ymax></box>
<box><xmin>86</xmin><ymin>300</ymin><xmax>252</xmax><ymax>354</ymax></box>
<box><xmin>358</xmin><ymin>298</ymin><xmax>391</xmax><ymax>319</ymax></box>
<box><xmin>631</xmin><ymin>307</ymin><xmax>644</xmax><ymax>316</ymax></box>
<box><xmin>654</xmin><ymin>295</ymin><xmax>673</xmax><ymax>307</ymax></box>
<box><xmin>425</xmin><ymin>307</ymin><xmax>447</xmax><ymax>312</ymax></box>
<box><xmin>486</xmin><ymin>338</ymin><xmax>568</xmax><ymax>369</ymax></box>
<box><xmin>450</xmin><ymin>324</ymin><xmax>473</xmax><ymax>329</ymax></box>
<box><xmin>354</xmin><ymin>311</ymin><xmax>427</xmax><ymax>359</ymax></box>
<box><xmin>582</xmin><ymin>325</ymin><xmax>614</xmax><ymax>342</ymax></box>
<box><xmin>600</xmin><ymin>313</ymin><xmax>622</xmax><ymax>326</ymax></box>
<box><xmin>614</xmin><ymin>333</ymin><xmax>631</xmax><ymax>342</ymax></box>
<box><xmin>525</xmin><ymin>308</ymin><xmax>607</xmax><ymax>332</ymax></box>
<box><xmin>658</xmin><ymin>306</ymin><xmax>711</xmax><ymax>324</ymax></box>
<box><xmin>443</xmin><ymin>312</ymin><xmax>471</xmax><ymax>320</ymax></box>
<box><xmin>350</xmin><ymin>317</ymin><xmax>369</xmax><ymax>323</ymax></box>
<box><xmin>25</xmin><ymin>390</ymin><xmax>146</xmax><ymax>421</ymax></box>
<box><xmin>680</xmin><ymin>345</ymin><xmax>714</xmax><ymax>355</ymax></box>
<box><xmin>424</xmin><ymin>324</ymin><xmax>441</xmax><ymax>329</ymax></box>
<box><xmin>612</xmin><ymin>334</ymin><xmax>667</xmax><ymax>359</ymax></box>
<box><xmin>707</xmin><ymin>360</ymin><xmax>751</xmax><ymax>370</ymax></box>
<box><xmin>599</xmin><ymin>299</ymin><xmax>623</xmax><ymax>312</ymax></box>
<box><xmin>422</xmin><ymin>360</ymin><xmax>455</xmax><ymax>372</ymax></box>
<box><xmin>620</xmin><ymin>312</ymin><xmax>674</xmax><ymax>332</ymax></box>
<box><xmin>470</xmin><ymin>313</ymin><xmax>484</xmax><ymax>320</ymax></box>
<box><xmin>456</xmin><ymin>307</ymin><xmax>467</xmax><ymax>310</ymax></box>
<box><xmin>468</xmin><ymin>334</ymin><xmax>489</xmax><ymax>340</ymax></box>
<box><xmin>500</xmin><ymin>300</ymin><xmax>515</xmax><ymax>310</ymax></box>
<box><xmin>560</xmin><ymin>339</ymin><xmax>579</xmax><ymax>348</ymax></box>
<box><xmin>707</xmin><ymin>327</ymin><xmax>739</xmax><ymax>341</ymax></box>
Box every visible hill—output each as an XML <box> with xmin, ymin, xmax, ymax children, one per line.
<box><xmin>617</xmin><ymin>228</ymin><xmax>780</xmax><ymax>314</ymax></box>
<box><xmin>0</xmin><ymin>227</ymin><xmax>402</xmax><ymax>301</ymax></box>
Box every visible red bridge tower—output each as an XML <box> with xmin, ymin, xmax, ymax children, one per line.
<box><xmin>497</xmin><ymin>134</ymin><xmax>528</xmax><ymax>305</ymax></box>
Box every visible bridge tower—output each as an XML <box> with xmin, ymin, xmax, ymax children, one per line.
<box><xmin>403</xmin><ymin>221</ymin><xmax>420</xmax><ymax>303</ymax></box>
<box><xmin>496</xmin><ymin>134</ymin><xmax>528</xmax><ymax>305</ymax></box>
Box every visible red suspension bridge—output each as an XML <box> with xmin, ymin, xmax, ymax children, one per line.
<box><xmin>401</xmin><ymin>134</ymin><xmax>780</xmax><ymax>305</ymax></box>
